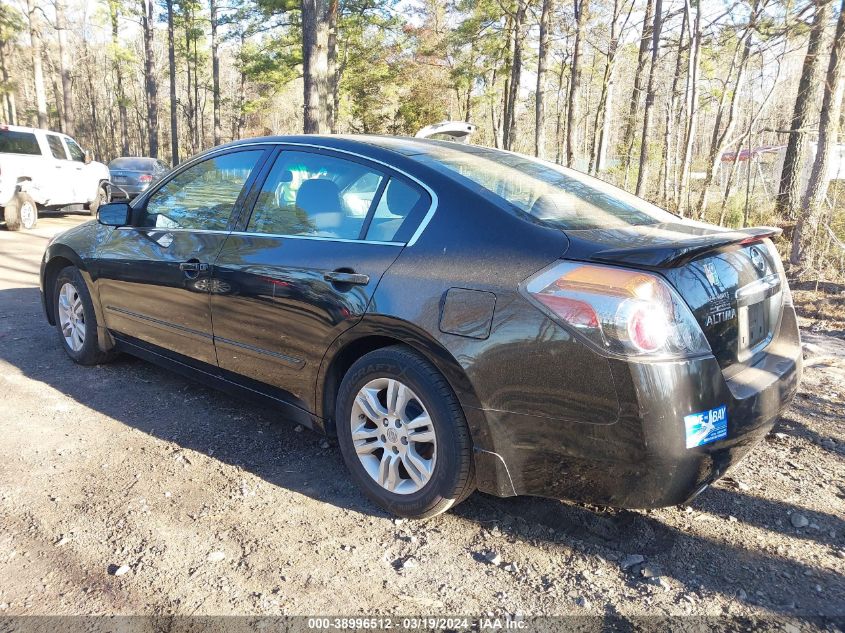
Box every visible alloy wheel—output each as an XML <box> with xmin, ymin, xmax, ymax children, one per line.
<box><xmin>57</xmin><ymin>282</ymin><xmax>85</xmax><ymax>352</ymax></box>
<box><xmin>20</xmin><ymin>201</ymin><xmax>36</xmax><ymax>229</ymax></box>
<box><xmin>350</xmin><ymin>377</ymin><xmax>437</xmax><ymax>495</ymax></box>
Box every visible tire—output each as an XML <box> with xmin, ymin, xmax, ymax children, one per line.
<box><xmin>3</xmin><ymin>192</ymin><xmax>38</xmax><ymax>231</ymax></box>
<box><xmin>87</xmin><ymin>184</ymin><xmax>109</xmax><ymax>216</ymax></box>
<box><xmin>336</xmin><ymin>345</ymin><xmax>476</xmax><ymax>519</ymax></box>
<box><xmin>53</xmin><ymin>266</ymin><xmax>116</xmax><ymax>365</ymax></box>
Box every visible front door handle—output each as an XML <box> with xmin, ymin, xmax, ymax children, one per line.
<box><xmin>179</xmin><ymin>262</ymin><xmax>209</xmax><ymax>272</ymax></box>
<box><xmin>324</xmin><ymin>270</ymin><xmax>370</xmax><ymax>286</ymax></box>
<box><xmin>179</xmin><ymin>261</ymin><xmax>209</xmax><ymax>279</ymax></box>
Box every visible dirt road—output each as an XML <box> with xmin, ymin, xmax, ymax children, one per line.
<box><xmin>1</xmin><ymin>216</ymin><xmax>843</xmax><ymax>624</ymax></box>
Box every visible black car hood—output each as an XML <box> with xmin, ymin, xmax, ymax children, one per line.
<box><xmin>562</xmin><ymin>221</ymin><xmax>781</xmax><ymax>268</ymax></box>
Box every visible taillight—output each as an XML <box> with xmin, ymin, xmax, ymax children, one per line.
<box><xmin>138</xmin><ymin>174</ymin><xmax>153</xmax><ymax>183</ymax></box>
<box><xmin>522</xmin><ymin>261</ymin><xmax>711</xmax><ymax>360</ymax></box>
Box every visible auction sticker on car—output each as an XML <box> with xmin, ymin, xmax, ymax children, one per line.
<box><xmin>684</xmin><ymin>405</ymin><xmax>728</xmax><ymax>448</ymax></box>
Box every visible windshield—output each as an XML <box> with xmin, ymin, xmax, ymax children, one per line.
<box><xmin>109</xmin><ymin>158</ymin><xmax>155</xmax><ymax>171</ymax></box>
<box><xmin>413</xmin><ymin>144</ymin><xmax>678</xmax><ymax>230</ymax></box>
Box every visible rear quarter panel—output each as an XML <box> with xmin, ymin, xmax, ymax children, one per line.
<box><xmin>363</xmin><ymin>175</ymin><xmax>621</xmax><ymax>443</ymax></box>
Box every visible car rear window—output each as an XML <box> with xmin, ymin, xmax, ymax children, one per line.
<box><xmin>109</xmin><ymin>158</ymin><xmax>155</xmax><ymax>171</ymax></box>
<box><xmin>413</xmin><ymin>143</ymin><xmax>678</xmax><ymax>230</ymax></box>
<box><xmin>0</xmin><ymin>130</ymin><xmax>41</xmax><ymax>156</ymax></box>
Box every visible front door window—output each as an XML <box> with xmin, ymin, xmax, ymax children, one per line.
<box><xmin>141</xmin><ymin>150</ymin><xmax>264</xmax><ymax>231</ymax></box>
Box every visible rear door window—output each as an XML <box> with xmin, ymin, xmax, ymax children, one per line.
<box><xmin>140</xmin><ymin>150</ymin><xmax>264</xmax><ymax>231</ymax></box>
<box><xmin>0</xmin><ymin>130</ymin><xmax>41</xmax><ymax>155</ymax></box>
<box><xmin>365</xmin><ymin>178</ymin><xmax>427</xmax><ymax>242</ymax></box>
<box><xmin>46</xmin><ymin>134</ymin><xmax>68</xmax><ymax>159</ymax></box>
<box><xmin>246</xmin><ymin>150</ymin><xmax>386</xmax><ymax>239</ymax></box>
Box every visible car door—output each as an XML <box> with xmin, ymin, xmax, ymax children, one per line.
<box><xmin>94</xmin><ymin>147</ymin><xmax>270</xmax><ymax>367</ymax></box>
<box><xmin>210</xmin><ymin>147</ymin><xmax>432</xmax><ymax>411</ymax></box>
<box><xmin>43</xmin><ymin>133</ymin><xmax>75</xmax><ymax>206</ymax></box>
<box><xmin>61</xmin><ymin>136</ymin><xmax>91</xmax><ymax>202</ymax></box>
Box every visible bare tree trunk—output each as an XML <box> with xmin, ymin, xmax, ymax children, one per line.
<box><xmin>590</xmin><ymin>0</ymin><xmax>630</xmax><ymax>173</ymax></box>
<box><xmin>167</xmin><ymin>0</ymin><xmax>179</xmax><ymax>164</ymax></box>
<box><xmin>634</xmin><ymin>0</ymin><xmax>663</xmax><ymax>197</ymax></box>
<box><xmin>676</xmin><ymin>0</ymin><xmax>700</xmax><ymax>214</ymax></box>
<box><xmin>301</xmin><ymin>0</ymin><xmax>329</xmax><ymax>134</ymax></box>
<box><xmin>327</xmin><ymin>0</ymin><xmax>338</xmax><ymax>133</ymax></box>
<box><xmin>490</xmin><ymin>67</ymin><xmax>502</xmax><ymax>148</ymax></box>
<box><xmin>55</xmin><ymin>0</ymin><xmax>73</xmax><ymax>135</ymax></box>
<box><xmin>535</xmin><ymin>0</ymin><xmax>553</xmax><ymax>158</ymax></box>
<box><xmin>694</xmin><ymin>3</ymin><xmax>757</xmax><ymax>217</ymax></box>
<box><xmin>236</xmin><ymin>34</ymin><xmax>246</xmax><ymax>140</ymax></box>
<box><xmin>141</xmin><ymin>0</ymin><xmax>159</xmax><ymax>157</ymax></box>
<box><xmin>504</xmin><ymin>1</ymin><xmax>527</xmax><ymax>151</ymax></box>
<box><xmin>25</xmin><ymin>0</ymin><xmax>47</xmax><ymax>129</ymax></box>
<box><xmin>661</xmin><ymin>7</ymin><xmax>686</xmax><ymax>203</ymax></box>
<box><xmin>83</xmin><ymin>39</ymin><xmax>101</xmax><ymax>158</ymax></box>
<box><xmin>792</xmin><ymin>0</ymin><xmax>845</xmax><ymax>270</ymax></box>
<box><xmin>109</xmin><ymin>1</ymin><xmax>129</xmax><ymax>155</ymax></box>
<box><xmin>566</xmin><ymin>0</ymin><xmax>590</xmax><ymax>167</ymax></box>
<box><xmin>619</xmin><ymin>0</ymin><xmax>654</xmax><ymax>183</ymax></box>
<box><xmin>776</xmin><ymin>0</ymin><xmax>831</xmax><ymax>219</ymax></box>
<box><xmin>210</xmin><ymin>0</ymin><xmax>221</xmax><ymax>145</ymax></box>
<box><xmin>185</xmin><ymin>8</ymin><xmax>196</xmax><ymax>153</ymax></box>
<box><xmin>555</xmin><ymin>56</ymin><xmax>568</xmax><ymax>163</ymax></box>
<box><xmin>0</xmin><ymin>44</ymin><xmax>16</xmax><ymax>125</ymax></box>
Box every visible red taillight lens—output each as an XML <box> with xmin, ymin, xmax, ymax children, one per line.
<box><xmin>535</xmin><ymin>294</ymin><xmax>598</xmax><ymax>328</ymax></box>
<box><xmin>139</xmin><ymin>174</ymin><xmax>153</xmax><ymax>183</ymax></box>
<box><xmin>522</xmin><ymin>261</ymin><xmax>711</xmax><ymax>360</ymax></box>
<box><xmin>625</xmin><ymin>302</ymin><xmax>669</xmax><ymax>352</ymax></box>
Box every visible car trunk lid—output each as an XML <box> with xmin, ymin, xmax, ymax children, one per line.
<box><xmin>565</xmin><ymin>222</ymin><xmax>785</xmax><ymax>368</ymax></box>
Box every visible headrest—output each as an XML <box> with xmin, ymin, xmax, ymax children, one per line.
<box><xmin>296</xmin><ymin>178</ymin><xmax>341</xmax><ymax>215</ymax></box>
<box><xmin>385</xmin><ymin>180</ymin><xmax>421</xmax><ymax>215</ymax></box>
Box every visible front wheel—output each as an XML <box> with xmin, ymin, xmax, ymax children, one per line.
<box><xmin>3</xmin><ymin>192</ymin><xmax>38</xmax><ymax>231</ymax></box>
<box><xmin>336</xmin><ymin>345</ymin><xmax>476</xmax><ymax>519</ymax></box>
<box><xmin>53</xmin><ymin>266</ymin><xmax>116</xmax><ymax>365</ymax></box>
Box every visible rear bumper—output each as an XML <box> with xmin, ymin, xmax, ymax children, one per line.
<box><xmin>473</xmin><ymin>307</ymin><xmax>803</xmax><ymax>508</ymax></box>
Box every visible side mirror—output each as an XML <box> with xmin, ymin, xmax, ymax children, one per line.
<box><xmin>84</xmin><ymin>150</ymin><xmax>93</xmax><ymax>164</ymax></box>
<box><xmin>97</xmin><ymin>201</ymin><xmax>131</xmax><ymax>227</ymax></box>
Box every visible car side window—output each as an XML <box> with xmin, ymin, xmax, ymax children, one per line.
<box><xmin>140</xmin><ymin>150</ymin><xmax>263</xmax><ymax>231</ymax></box>
<box><xmin>246</xmin><ymin>151</ymin><xmax>385</xmax><ymax>239</ymax></box>
<box><xmin>46</xmin><ymin>134</ymin><xmax>68</xmax><ymax>160</ymax></box>
<box><xmin>65</xmin><ymin>138</ymin><xmax>85</xmax><ymax>162</ymax></box>
<box><xmin>365</xmin><ymin>178</ymin><xmax>426</xmax><ymax>242</ymax></box>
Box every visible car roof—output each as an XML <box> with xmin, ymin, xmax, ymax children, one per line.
<box><xmin>0</xmin><ymin>124</ymin><xmax>67</xmax><ymax>137</ymax></box>
<box><xmin>220</xmin><ymin>134</ymin><xmax>483</xmax><ymax>162</ymax></box>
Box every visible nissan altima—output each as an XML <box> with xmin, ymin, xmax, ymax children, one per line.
<box><xmin>40</xmin><ymin>135</ymin><xmax>802</xmax><ymax>518</ymax></box>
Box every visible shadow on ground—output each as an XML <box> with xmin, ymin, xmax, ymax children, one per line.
<box><xmin>1</xmin><ymin>286</ymin><xmax>842</xmax><ymax>618</ymax></box>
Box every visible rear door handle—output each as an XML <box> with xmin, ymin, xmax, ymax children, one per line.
<box><xmin>324</xmin><ymin>270</ymin><xmax>370</xmax><ymax>286</ymax></box>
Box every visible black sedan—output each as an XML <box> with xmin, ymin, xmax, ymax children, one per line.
<box><xmin>108</xmin><ymin>157</ymin><xmax>170</xmax><ymax>200</ymax></box>
<box><xmin>40</xmin><ymin>136</ymin><xmax>802</xmax><ymax>518</ymax></box>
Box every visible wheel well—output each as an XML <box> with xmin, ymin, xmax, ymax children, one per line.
<box><xmin>321</xmin><ymin>335</ymin><xmax>411</xmax><ymax>435</ymax></box>
<box><xmin>43</xmin><ymin>256</ymin><xmax>75</xmax><ymax>325</ymax></box>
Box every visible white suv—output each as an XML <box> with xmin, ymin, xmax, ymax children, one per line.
<box><xmin>0</xmin><ymin>125</ymin><xmax>111</xmax><ymax>230</ymax></box>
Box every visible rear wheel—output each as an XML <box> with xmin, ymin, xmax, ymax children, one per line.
<box><xmin>336</xmin><ymin>345</ymin><xmax>475</xmax><ymax>519</ymax></box>
<box><xmin>53</xmin><ymin>266</ymin><xmax>116</xmax><ymax>365</ymax></box>
<box><xmin>3</xmin><ymin>192</ymin><xmax>38</xmax><ymax>231</ymax></box>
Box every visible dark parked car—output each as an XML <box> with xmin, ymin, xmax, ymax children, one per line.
<box><xmin>40</xmin><ymin>136</ymin><xmax>802</xmax><ymax>518</ymax></box>
<box><xmin>108</xmin><ymin>157</ymin><xmax>170</xmax><ymax>200</ymax></box>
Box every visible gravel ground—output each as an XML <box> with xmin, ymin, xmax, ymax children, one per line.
<box><xmin>0</xmin><ymin>216</ymin><xmax>843</xmax><ymax>626</ymax></box>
